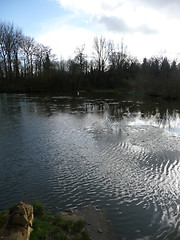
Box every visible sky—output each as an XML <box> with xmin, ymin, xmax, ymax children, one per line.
<box><xmin>1</xmin><ymin>0</ymin><xmax>180</xmax><ymax>61</ymax></box>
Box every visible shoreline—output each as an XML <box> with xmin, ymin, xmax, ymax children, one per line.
<box><xmin>60</xmin><ymin>206</ymin><xmax>118</xmax><ymax>240</ymax></box>
<box><xmin>0</xmin><ymin>202</ymin><xmax>118</xmax><ymax>240</ymax></box>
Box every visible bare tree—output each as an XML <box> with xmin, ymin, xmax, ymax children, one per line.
<box><xmin>20</xmin><ymin>36</ymin><xmax>37</xmax><ymax>78</ymax></box>
<box><xmin>108</xmin><ymin>40</ymin><xmax>128</xmax><ymax>71</ymax></box>
<box><xmin>0</xmin><ymin>22</ymin><xmax>22</xmax><ymax>81</ymax></box>
<box><xmin>0</xmin><ymin>23</ymin><xmax>8</xmax><ymax>79</ymax></box>
<box><xmin>93</xmin><ymin>36</ymin><xmax>112</xmax><ymax>72</ymax></box>
<box><xmin>35</xmin><ymin>43</ymin><xmax>53</xmax><ymax>76</ymax></box>
<box><xmin>74</xmin><ymin>44</ymin><xmax>88</xmax><ymax>74</ymax></box>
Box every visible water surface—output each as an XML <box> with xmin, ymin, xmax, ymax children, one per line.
<box><xmin>1</xmin><ymin>93</ymin><xmax>180</xmax><ymax>239</ymax></box>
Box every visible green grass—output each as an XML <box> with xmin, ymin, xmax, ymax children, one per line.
<box><xmin>32</xmin><ymin>201</ymin><xmax>45</xmax><ymax>218</ymax></box>
<box><xmin>0</xmin><ymin>210</ymin><xmax>7</xmax><ymax>227</ymax></box>
<box><xmin>0</xmin><ymin>210</ymin><xmax>7</xmax><ymax>216</ymax></box>
<box><xmin>30</xmin><ymin>202</ymin><xmax>92</xmax><ymax>240</ymax></box>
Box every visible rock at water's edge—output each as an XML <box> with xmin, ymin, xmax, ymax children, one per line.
<box><xmin>0</xmin><ymin>201</ymin><xmax>33</xmax><ymax>240</ymax></box>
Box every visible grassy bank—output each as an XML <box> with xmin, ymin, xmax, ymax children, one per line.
<box><xmin>0</xmin><ymin>202</ymin><xmax>92</xmax><ymax>240</ymax></box>
<box><xmin>31</xmin><ymin>202</ymin><xmax>92</xmax><ymax>240</ymax></box>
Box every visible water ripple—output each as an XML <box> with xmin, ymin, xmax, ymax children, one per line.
<box><xmin>1</xmin><ymin>95</ymin><xmax>180</xmax><ymax>239</ymax></box>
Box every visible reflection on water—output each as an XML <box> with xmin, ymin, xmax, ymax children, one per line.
<box><xmin>128</xmin><ymin>110</ymin><xmax>180</xmax><ymax>134</ymax></box>
<box><xmin>1</xmin><ymin>93</ymin><xmax>180</xmax><ymax>239</ymax></box>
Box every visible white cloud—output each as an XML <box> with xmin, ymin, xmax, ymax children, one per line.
<box><xmin>57</xmin><ymin>0</ymin><xmax>180</xmax><ymax>21</ymax></box>
<box><xmin>137</xmin><ymin>0</ymin><xmax>180</xmax><ymax>10</ymax></box>
<box><xmin>95</xmin><ymin>15</ymin><xmax>157</xmax><ymax>34</ymax></box>
<box><xmin>57</xmin><ymin>0</ymin><xmax>124</xmax><ymax>14</ymax></box>
<box><xmin>36</xmin><ymin>0</ymin><xmax>180</xmax><ymax>61</ymax></box>
<box><xmin>37</xmin><ymin>25</ymin><xmax>95</xmax><ymax>59</ymax></box>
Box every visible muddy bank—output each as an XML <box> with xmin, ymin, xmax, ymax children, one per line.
<box><xmin>61</xmin><ymin>206</ymin><xmax>118</xmax><ymax>240</ymax></box>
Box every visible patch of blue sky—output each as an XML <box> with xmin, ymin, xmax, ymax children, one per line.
<box><xmin>0</xmin><ymin>0</ymin><xmax>70</xmax><ymax>36</ymax></box>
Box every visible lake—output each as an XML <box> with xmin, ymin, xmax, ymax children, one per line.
<box><xmin>1</xmin><ymin>93</ymin><xmax>180</xmax><ymax>240</ymax></box>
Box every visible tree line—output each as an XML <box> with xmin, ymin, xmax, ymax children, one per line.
<box><xmin>0</xmin><ymin>21</ymin><xmax>180</xmax><ymax>99</ymax></box>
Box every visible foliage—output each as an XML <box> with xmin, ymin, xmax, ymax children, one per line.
<box><xmin>30</xmin><ymin>204</ymin><xmax>92</xmax><ymax>240</ymax></box>
<box><xmin>1</xmin><ymin>21</ymin><xmax>180</xmax><ymax>100</ymax></box>
<box><xmin>32</xmin><ymin>201</ymin><xmax>45</xmax><ymax>218</ymax></box>
<box><xmin>0</xmin><ymin>210</ymin><xmax>7</xmax><ymax>227</ymax></box>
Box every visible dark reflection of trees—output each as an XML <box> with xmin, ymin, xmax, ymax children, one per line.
<box><xmin>1</xmin><ymin>94</ymin><xmax>180</xmax><ymax>130</ymax></box>
<box><xmin>83</xmin><ymin>96</ymin><xmax>180</xmax><ymax>127</ymax></box>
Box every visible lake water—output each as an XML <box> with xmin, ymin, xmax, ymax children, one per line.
<box><xmin>1</xmin><ymin>93</ymin><xmax>180</xmax><ymax>239</ymax></box>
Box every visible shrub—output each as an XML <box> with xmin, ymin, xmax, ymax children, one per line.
<box><xmin>32</xmin><ymin>202</ymin><xmax>45</xmax><ymax>218</ymax></box>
